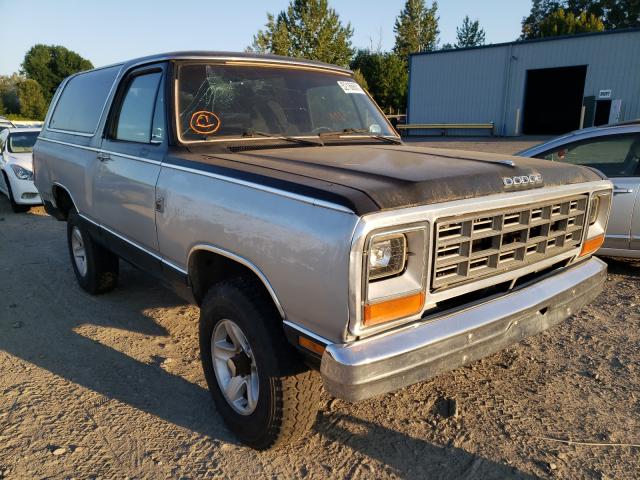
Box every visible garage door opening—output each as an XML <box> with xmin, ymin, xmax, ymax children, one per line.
<box><xmin>522</xmin><ymin>65</ymin><xmax>587</xmax><ymax>135</ymax></box>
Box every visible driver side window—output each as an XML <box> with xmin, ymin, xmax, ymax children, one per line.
<box><xmin>114</xmin><ymin>71</ymin><xmax>164</xmax><ymax>143</ymax></box>
<box><xmin>537</xmin><ymin>134</ymin><xmax>640</xmax><ymax>177</ymax></box>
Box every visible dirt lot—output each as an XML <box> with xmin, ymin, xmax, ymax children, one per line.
<box><xmin>1</xmin><ymin>138</ymin><xmax>639</xmax><ymax>479</ymax></box>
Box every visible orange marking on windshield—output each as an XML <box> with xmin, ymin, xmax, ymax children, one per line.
<box><xmin>190</xmin><ymin>111</ymin><xmax>221</xmax><ymax>135</ymax></box>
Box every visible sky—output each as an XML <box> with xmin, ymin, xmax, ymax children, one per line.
<box><xmin>0</xmin><ymin>0</ymin><xmax>531</xmax><ymax>75</ymax></box>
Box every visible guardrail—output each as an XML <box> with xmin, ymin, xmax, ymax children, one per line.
<box><xmin>397</xmin><ymin>122</ymin><xmax>494</xmax><ymax>136</ymax></box>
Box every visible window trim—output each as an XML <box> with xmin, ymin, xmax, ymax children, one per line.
<box><xmin>105</xmin><ymin>66</ymin><xmax>165</xmax><ymax>145</ymax></box>
<box><xmin>46</xmin><ymin>64</ymin><xmax>123</xmax><ymax>137</ymax></box>
<box><xmin>534</xmin><ymin>132</ymin><xmax>640</xmax><ymax>178</ymax></box>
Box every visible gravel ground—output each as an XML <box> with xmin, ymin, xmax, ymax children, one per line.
<box><xmin>1</xmin><ymin>138</ymin><xmax>639</xmax><ymax>479</ymax></box>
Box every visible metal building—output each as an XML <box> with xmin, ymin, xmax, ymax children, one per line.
<box><xmin>407</xmin><ymin>28</ymin><xmax>640</xmax><ymax>136</ymax></box>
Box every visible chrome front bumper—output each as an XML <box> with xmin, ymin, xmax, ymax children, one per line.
<box><xmin>321</xmin><ymin>256</ymin><xmax>607</xmax><ymax>401</ymax></box>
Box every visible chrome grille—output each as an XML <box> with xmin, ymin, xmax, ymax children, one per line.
<box><xmin>432</xmin><ymin>194</ymin><xmax>588</xmax><ymax>291</ymax></box>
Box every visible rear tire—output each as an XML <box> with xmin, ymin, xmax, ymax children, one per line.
<box><xmin>199</xmin><ymin>277</ymin><xmax>322</xmax><ymax>450</ymax></box>
<box><xmin>2</xmin><ymin>173</ymin><xmax>29</xmax><ymax>213</ymax></box>
<box><xmin>67</xmin><ymin>211</ymin><xmax>119</xmax><ymax>294</ymax></box>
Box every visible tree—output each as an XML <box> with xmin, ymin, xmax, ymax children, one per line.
<box><xmin>0</xmin><ymin>74</ymin><xmax>22</xmax><ymax>115</ymax></box>
<box><xmin>21</xmin><ymin>44</ymin><xmax>93</xmax><ymax>101</ymax></box>
<box><xmin>455</xmin><ymin>16</ymin><xmax>486</xmax><ymax>47</ymax></box>
<box><xmin>351</xmin><ymin>50</ymin><xmax>408</xmax><ymax>112</ymax></box>
<box><xmin>250</xmin><ymin>0</ymin><xmax>354</xmax><ymax>67</ymax></box>
<box><xmin>521</xmin><ymin>0</ymin><xmax>564</xmax><ymax>38</ymax></box>
<box><xmin>521</xmin><ymin>0</ymin><xmax>638</xmax><ymax>39</ymax></box>
<box><xmin>597</xmin><ymin>0</ymin><xmax>640</xmax><ymax>29</ymax></box>
<box><xmin>16</xmin><ymin>78</ymin><xmax>48</xmax><ymax>120</ymax></box>
<box><xmin>565</xmin><ymin>0</ymin><xmax>640</xmax><ymax>28</ymax></box>
<box><xmin>539</xmin><ymin>8</ymin><xmax>604</xmax><ymax>36</ymax></box>
<box><xmin>393</xmin><ymin>0</ymin><xmax>439</xmax><ymax>59</ymax></box>
<box><xmin>351</xmin><ymin>68</ymin><xmax>369</xmax><ymax>91</ymax></box>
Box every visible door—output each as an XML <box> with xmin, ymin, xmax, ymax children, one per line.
<box><xmin>594</xmin><ymin>100</ymin><xmax>612</xmax><ymax>126</ymax></box>
<box><xmin>95</xmin><ymin>64</ymin><xmax>167</xmax><ymax>259</ymax></box>
<box><xmin>535</xmin><ymin>133</ymin><xmax>640</xmax><ymax>251</ymax></box>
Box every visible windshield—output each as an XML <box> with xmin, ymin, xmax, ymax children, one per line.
<box><xmin>8</xmin><ymin>131</ymin><xmax>39</xmax><ymax>153</ymax></box>
<box><xmin>177</xmin><ymin>63</ymin><xmax>394</xmax><ymax>142</ymax></box>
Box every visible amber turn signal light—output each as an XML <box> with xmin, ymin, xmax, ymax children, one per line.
<box><xmin>364</xmin><ymin>292</ymin><xmax>425</xmax><ymax>327</ymax></box>
<box><xmin>298</xmin><ymin>336</ymin><xmax>326</xmax><ymax>355</ymax></box>
<box><xmin>580</xmin><ymin>234</ymin><xmax>605</xmax><ymax>257</ymax></box>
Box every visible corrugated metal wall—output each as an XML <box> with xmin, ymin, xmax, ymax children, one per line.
<box><xmin>408</xmin><ymin>29</ymin><xmax>640</xmax><ymax>136</ymax></box>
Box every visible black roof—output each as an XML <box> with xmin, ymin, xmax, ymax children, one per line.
<box><xmin>410</xmin><ymin>27</ymin><xmax>640</xmax><ymax>58</ymax></box>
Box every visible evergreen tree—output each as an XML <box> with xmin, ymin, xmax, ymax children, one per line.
<box><xmin>351</xmin><ymin>68</ymin><xmax>369</xmax><ymax>91</ymax></box>
<box><xmin>21</xmin><ymin>44</ymin><xmax>93</xmax><ymax>101</ymax></box>
<box><xmin>393</xmin><ymin>0</ymin><xmax>439</xmax><ymax>59</ymax></box>
<box><xmin>454</xmin><ymin>16</ymin><xmax>486</xmax><ymax>48</ymax></box>
<box><xmin>250</xmin><ymin>0</ymin><xmax>354</xmax><ymax>67</ymax></box>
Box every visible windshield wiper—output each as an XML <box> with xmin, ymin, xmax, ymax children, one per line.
<box><xmin>241</xmin><ymin>129</ymin><xmax>323</xmax><ymax>147</ymax></box>
<box><xmin>318</xmin><ymin>128</ymin><xmax>402</xmax><ymax>145</ymax></box>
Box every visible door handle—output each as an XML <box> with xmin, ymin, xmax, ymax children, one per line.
<box><xmin>97</xmin><ymin>152</ymin><xmax>111</xmax><ymax>162</ymax></box>
<box><xmin>613</xmin><ymin>186</ymin><xmax>633</xmax><ymax>195</ymax></box>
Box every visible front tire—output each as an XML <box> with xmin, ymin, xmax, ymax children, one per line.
<box><xmin>200</xmin><ymin>277</ymin><xmax>322</xmax><ymax>450</ymax></box>
<box><xmin>67</xmin><ymin>211</ymin><xmax>119</xmax><ymax>294</ymax></box>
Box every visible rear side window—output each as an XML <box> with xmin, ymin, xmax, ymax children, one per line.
<box><xmin>49</xmin><ymin>65</ymin><xmax>120</xmax><ymax>134</ymax></box>
<box><xmin>115</xmin><ymin>72</ymin><xmax>163</xmax><ymax>143</ymax></box>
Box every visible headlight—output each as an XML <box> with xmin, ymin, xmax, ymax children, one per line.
<box><xmin>581</xmin><ymin>189</ymin><xmax>612</xmax><ymax>257</ymax></box>
<box><xmin>588</xmin><ymin>195</ymin><xmax>600</xmax><ymax>225</ymax></box>
<box><xmin>361</xmin><ymin>227</ymin><xmax>427</xmax><ymax>330</ymax></box>
<box><xmin>368</xmin><ymin>234</ymin><xmax>407</xmax><ymax>280</ymax></box>
<box><xmin>10</xmin><ymin>165</ymin><xmax>33</xmax><ymax>181</ymax></box>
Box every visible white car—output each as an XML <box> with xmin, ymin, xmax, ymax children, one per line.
<box><xmin>0</xmin><ymin>128</ymin><xmax>42</xmax><ymax>212</ymax></box>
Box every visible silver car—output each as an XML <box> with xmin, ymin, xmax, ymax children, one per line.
<box><xmin>519</xmin><ymin>121</ymin><xmax>640</xmax><ymax>258</ymax></box>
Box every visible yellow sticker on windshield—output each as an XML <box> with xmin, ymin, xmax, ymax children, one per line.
<box><xmin>337</xmin><ymin>81</ymin><xmax>365</xmax><ymax>94</ymax></box>
<box><xmin>190</xmin><ymin>111</ymin><xmax>221</xmax><ymax>135</ymax></box>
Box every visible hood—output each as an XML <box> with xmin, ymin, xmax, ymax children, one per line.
<box><xmin>6</xmin><ymin>152</ymin><xmax>33</xmax><ymax>171</ymax></box>
<box><xmin>168</xmin><ymin>144</ymin><xmax>603</xmax><ymax>215</ymax></box>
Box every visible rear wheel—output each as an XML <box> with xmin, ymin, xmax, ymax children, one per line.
<box><xmin>67</xmin><ymin>211</ymin><xmax>119</xmax><ymax>294</ymax></box>
<box><xmin>2</xmin><ymin>172</ymin><xmax>29</xmax><ymax>213</ymax></box>
<box><xmin>199</xmin><ymin>277</ymin><xmax>322</xmax><ymax>450</ymax></box>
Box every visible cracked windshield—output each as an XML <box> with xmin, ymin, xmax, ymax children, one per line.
<box><xmin>177</xmin><ymin>63</ymin><xmax>393</xmax><ymax>141</ymax></box>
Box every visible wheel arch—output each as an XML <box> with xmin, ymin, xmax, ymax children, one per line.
<box><xmin>51</xmin><ymin>182</ymin><xmax>77</xmax><ymax>220</ymax></box>
<box><xmin>187</xmin><ymin>244</ymin><xmax>285</xmax><ymax>319</ymax></box>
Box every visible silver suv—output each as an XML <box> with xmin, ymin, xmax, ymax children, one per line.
<box><xmin>34</xmin><ymin>52</ymin><xmax>612</xmax><ymax>449</ymax></box>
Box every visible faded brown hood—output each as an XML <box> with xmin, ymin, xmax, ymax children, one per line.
<box><xmin>168</xmin><ymin>144</ymin><xmax>603</xmax><ymax>215</ymax></box>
